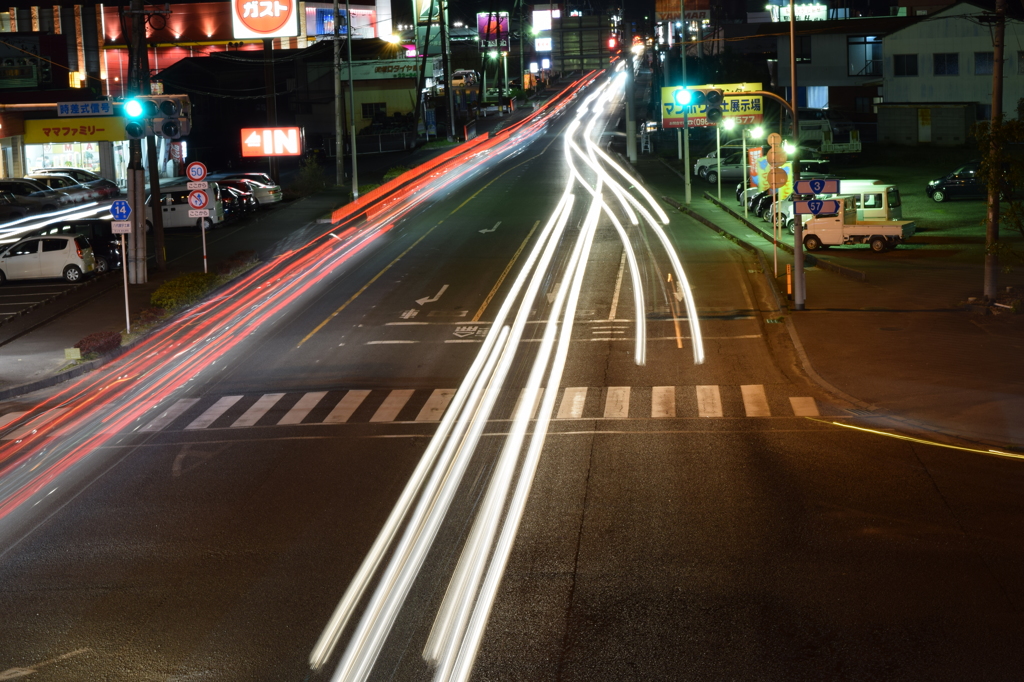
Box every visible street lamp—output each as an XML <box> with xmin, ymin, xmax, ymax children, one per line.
<box><xmin>742</xmin><ymin>124</ymin><xmax>765</xmax><ymax>221</ymax></box>
<box><xmin>717</xmin><ymin>117</ymin><xmax>736</xmax><ymax>201</ymax></box>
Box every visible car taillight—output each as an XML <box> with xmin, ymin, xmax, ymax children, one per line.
<box><xmin>76</xmin><ymin>244</ymin><xmax>83</xmax><ymax>258</ymax></box>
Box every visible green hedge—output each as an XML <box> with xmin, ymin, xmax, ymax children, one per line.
<box><xmin>150</xmin><ymin>272</ymin><xmax>219</xmax><ymax>310</ymax></box>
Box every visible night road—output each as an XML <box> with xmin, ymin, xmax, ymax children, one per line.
<box><xmin>1</xmin><ymin>70</ymin><xmax>1022</xmax><ymax>682</ymax></box>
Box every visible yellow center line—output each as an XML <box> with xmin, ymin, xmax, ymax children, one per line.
<box><xmin>808</xmin><ymin>417</ymin><xmax>1024</xmax><ymax>461</ymax></box>
<box><xmin>296</xmin><ymin>148</ymin><xmax>551</xmax><ymax>348</ymax></box>
<box><xmin>473</xmin><ymin>220</ymin><xmax>540</xmax><ymax>322</ymax></box>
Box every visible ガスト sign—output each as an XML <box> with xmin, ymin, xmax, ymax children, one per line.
<box><xmin>232</xmin><ymin>0</ymin><xmax>299</xmax><ymax>39</ymax></box>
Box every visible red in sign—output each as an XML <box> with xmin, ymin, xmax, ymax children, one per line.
<box><xmin>234</xmin><ymin>0</ymin><xmax>294</xmax><ymax>35</ymax></box>
<box><xmin>186</xmin><ymin>161</ymin><xmax>207</xmax><ymax>181</ymax></box>
<box><xmin>241</xmin><ymin>127</ymin><xmax>302</xmax><ymax>157</ymax></box>
<box><xmin>188</xmin><ymin>190</ymin><xmax>209</xmax><ymax>210</ymax></box>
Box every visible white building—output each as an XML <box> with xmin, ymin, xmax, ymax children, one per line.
<box><xmin>879</xmin><ymin>1</ymin><xmax>1024</xmax><ymax>145</ymax></box>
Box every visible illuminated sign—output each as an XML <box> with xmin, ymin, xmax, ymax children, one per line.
<box><xmin>25</xmin><ymin>116</ymin><xmax>127</xmax><ymax>143</ymax></box>
<box><xmin>338</xmin><ymin>59</ymin><xmax>434</xmax><ymax>80</ymax></box>
<box><xmin>241</xmin><ymin>127</ymin><xmax>302</xmax><ymax>157</ymax></box>
<box><xmin>415</xmin><ymin>0</ymin><xmax>439</xmax><ymax>25</ymax></box>
<box><xmin>477</xmin><ymin>12</ymin><xmax>509</xmax><ymax>52</ymax></box>
<box><xmin>661</xmin><ymin>82</ymin><xmax>764</xmax><ymax>128</ymax></box>
<box><xmin>768</xmin><ymin>3</ymin><xmax>828</xmax><ymax>21</ymax></box>
<box><xmin>535</xmin><ymin>37</ymin><xmax>552</xmax><ymax>52</ymax></box>
<box><xmin>232</xmin><ymin>0</ymin><xmax>299</xmax><ymax>40</ymax></box>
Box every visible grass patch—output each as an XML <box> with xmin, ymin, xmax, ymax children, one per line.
<box><xmin>422</xmin><ymin>139</ymin><xmax>456</xmax><ymax>150</ymax></box>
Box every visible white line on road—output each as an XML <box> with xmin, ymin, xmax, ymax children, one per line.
<box><xmin>556</xmin><ymin>387</ymin><xmax>588</xmax><ymax>419</ymax></box>
<box><xmin>324</xmin><ymin>390</ymin><xmax>370</xmax><ymax>423</ymax></box>
<box><xmin>186</xmin><ymin>396</ymin><xmax>242</xmax><ymax>430</ymax></box>
<box><xmin>741</xmin><ymin>385</ymin><xmax>772</xmax><ymax>417</ymax></box>
<box><xmin>604</xmin><ymin>386</ymin><xmax>630</xmax><ymax>419</ymax></box>
<box><xmin>371</xmin><ymin>389</ymin><xmax>415</xmax><ymax>422</ymax></box>
<box><xmin>789</xmin><ymin>396</ymin><xmax>819</xmax><ymax>417</ymax></box>
<box><xmin>232</xmin><ymin>393</ymin><xmax>285</xmax><ymax>428</ymax></box>
<box><xmin>141</xmin><ymin>398</ymin><xmax>199</xmax><ymax>432</ymax></box>
<box><xmin>279</xmin><ymin>391</ymin><xmax>328</xmax><ymax>425</ymax></box>
<box><xmin>696</xmin><ymin>385</ymin><xmax>723</xmax><ymax>418</ymax></box>
<box><xmin>651</xmin><ymin>386</ymin><xmax>675</xmax><ymax>418</ymax></box>
<box><xmin>607</xmin><ymin>250</ymin><xmax>626</xmax><ymax>320</ymax></box>
<box><xmin>415</xmin><ymin>389</ymin><xmax>456</xmax><ymax>422</ymax></box>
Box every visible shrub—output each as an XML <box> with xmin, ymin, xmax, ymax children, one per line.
<box><xmin>75</xmin><ymin>331</ymin><xmax>122</xmax><ymax>356</ymax></box>
<box><xmin>150</xmin><ymin>272</ymin><xmax>219</xmax><ymax>310</ymax></box>
<box><xmin>383</xmin><ymin>165</ymin><xmax>411</xmax><ymax>181</ymax></box>
<box><xmin>286</xmin><ymin>152</ymin><xmax>329</xmax><ymax>198</ymax></box>
<box><xmin>136</xmin><ymin>307</ymin><xmax>166</xmax><ymax>325</ymax></box>
<box><xmin>215</xmin><ymin>250</ymin><xmax>258</xmax><ymax>275</ymax></box>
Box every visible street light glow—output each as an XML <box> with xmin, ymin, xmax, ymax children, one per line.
<box><xmin>752</xmin><ymin>126</ymin><xmax>764</xmax><ymax>138</ymax></box>
<box><xmin>723</xmin><ymin>119</ymin><xmax>736</xmax><ymax>131</ymax></box>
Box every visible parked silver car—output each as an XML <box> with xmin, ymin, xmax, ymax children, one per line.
<box><xmin>31</xmin><ymin>167</ymin><xmax>120</xmax><ymax>198</ymax></box>
<box><xmin>0</xmin><ymin>233</ymin><xmax>96</xmax><ymax>283</ymax></box>
<box><xmin>207</xmin><ymin>172</ymin><xmax>283</xmax><ymax>207</ymax></box>
<box><xmin>0</xmin><ymin>178</ymin><xmax>72</xmax><ymax>213</ymax></box>
<box><xmin>27</xmin><ymin>173</ymin><xmax>102</xmax><ymax>204</ymax></box>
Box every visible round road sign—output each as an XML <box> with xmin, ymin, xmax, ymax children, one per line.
<box><xmin>768</xmin><ymin>167</ymin><xmax>789</xmax><ymax>189</ymax></box>
<box><xmin>767</xmin><ymin>132</ymin><xmax>782</xmax><ymax>147</ymax></box>
<box><xmin>766</xmin><ymin>149</ymin><xmax>787</xmax><ymax>167</ymax></box>
<box><xmin>188</xmin><ymin>190</ymin><xmax>209</xmax><ymax>210</ymax></box>
<box><xmin>186</xmin><ymin>161</ymin><xmax>208</xmax><ymax>182</ymax></box>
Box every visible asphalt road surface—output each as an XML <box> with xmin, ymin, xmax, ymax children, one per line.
<box><xmin>1</xmin><ymin>72</ymin><xmax>1022</xmax><ymax>682</ymax></box>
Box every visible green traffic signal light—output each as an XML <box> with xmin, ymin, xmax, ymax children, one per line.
<box><xmin>673</xmin><ymin>88</ymin><xmax>692</xmax><ymax>107</ymax></box>
<box><xmin>124</xmin><ymin>98</ymin><xmax>144</xmax><ymax>118</ymax></box>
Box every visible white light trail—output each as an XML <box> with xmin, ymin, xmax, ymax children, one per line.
<box><xmin>315</xmin><ymin>70</ymin><xmax>706</xmax><ymax>681</ymax></box>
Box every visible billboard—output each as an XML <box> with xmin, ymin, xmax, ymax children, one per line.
<box><xmin>477</xmin><ymin>12</ymin><xmax>510</xmax><ymax>52</ymax></box>
<box><xmin>241</xmin><ymin>127</ymin><xmax>302</xmax><ymax>157</ymax></box>
<box><xmin>25</xmin><ymin>117</ymin><xmax>127</xmax><ymax>143</ymax></box>
<box><xmin>661</xmin><ymin>82</ymin><xmax>764</xmax><ymax>128</ymax></box>
<box><xmin>655</xmin><ymin>0</ymin><xmax>710</xmax><ymax>21</ymax></box>
<box><xmin>232</xmin><ymin>0</ymin><xmax>300</xmax><ymax>39</ymax></box>
<box><xmin>416</xmin><ymin>0</ymin><xmax>439</xmax><ymax>25</ymax></box>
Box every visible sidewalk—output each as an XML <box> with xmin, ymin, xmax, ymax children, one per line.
<box><xmin>637</xmin><ymin>155</ymin><xmax>1024</xmax><ymax>449</ymax></box>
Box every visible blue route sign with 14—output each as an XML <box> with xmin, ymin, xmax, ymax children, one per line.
<box><xmin>110</xmin><ymin>200</ymin><xmax>132</xmax><ymax>221</ymax></box>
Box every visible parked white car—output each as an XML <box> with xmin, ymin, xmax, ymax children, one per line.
<box><xmin>0</xmin><ymin>234</ymin><xmax>96</xmax><ymax>283</ymax></box>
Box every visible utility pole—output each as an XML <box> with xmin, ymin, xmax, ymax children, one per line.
<box><xmin>334</xmin><ymin>0</ymin><xmax>344</xmax><ymax>186</ymax></box>
<box><xmin>439</xmin><ymin>0</ymin><xmax>456</xmax><ymax>141</ymax></box>
<box><xmin>263</xmin><ymin>38</ymin><xmax>278</xmax><ymax>183</ymax></box>
<box><xmin>625</xmin><ymin>27</ymin><xmax>637</xmax><ymax>163</ymax></box>
<box><xmin>789</xmin><ymin>0</ymin><xmax>805</xmax><ymax>310</ymax></box>
<box><xmin>139</xmin><ymin>21</ymin><xmax>165</xmax><ymax>271</ymax></box>
<box><xmin>413</xmin><ymin>2</ymin><xmax>435</xmax><ymax>141</ymax></box>
<box><xmin>126</xmin><ymin>0</ymin><xmax>147</xmax><ymax>284</ymax></box>
<box><xmin>985</xmin><ymin>0</ymin><xmax>1006</xmax><ymax>300</ymax></box>
<box><xmin>679</xmin><ymin>0</ymin><xmax>691</xmax><ymax>204</ymax></box>
<box><xmin>345</xmin><ymin>0</ymin><xmax>359</xmax><ymax>199</ymax></box>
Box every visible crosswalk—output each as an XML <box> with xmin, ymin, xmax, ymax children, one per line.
<box><xmin>0</xmin><ymin>384</ymin><xmax>825</xmax><ymax>439</ymax></box>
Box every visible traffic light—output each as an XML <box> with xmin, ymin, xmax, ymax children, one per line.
<box><xmin>689</xmin><ymin>87</ymin><xmax>725</xmax><ymax>123</ymax></box>
<box><xmin>152</xmin><ymin>95</ymin><xmax>191</xmax><ymax>139</ymax></box>
<box><xmin>123</xmin><ymin>97</ymin><xmax>156</xmax><ymax>139</ymax></box>
<box><xmin>121</xmin><ymin>94</ymin><xmax>192</xmax><ymax>139</ymax></box>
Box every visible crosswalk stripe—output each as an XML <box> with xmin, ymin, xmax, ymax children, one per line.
<box><xmin>789</xmin><ymin>396</ymin><xmax>819</xmax><ymax>417</ymax></box>
<box><xmin>141</xmin><ymin>398</ymin><xmax>199</xmax><ymax>432</ymax></box>
<box><xmin>651</xmin><ymin>386</ymin><xmax>675</xmax><ymax>418</ymax></box>
<box><xmin>232</xmin><ymin>393</ymin><xmax>285</xmax><ymax>428</ymax></box>
<box><xmin>696</xmin><ymin>385</ymin><xmax>723</xmax><ymax>418</ymax></box>
<box><xmin>0</xmin><ymin>411</ymin><xmax>29</xmax><ymax>431</ymax></box>
<box><xmin>324</xmin><ymin>390</ymin><xmax>370</xmax><ymax>423</ymax></box>
<box><xmin>278</xmin><ymin>391</ymin><xmax>328</xmax><ymax>425</ymax></box>
<box><xmin>604</xmin><ymin>387</ymin><xmax>630</xmax><ymax>419</ymax></box>
<box><xmin>371</xmin><ymin>389</ymin><xmax>415</xmax><ymax>422</ymax></box>
<box><xmin>415</xmin><ymin>389</ymin><xmax>456</xmax><ymax>422</ymax></box>
<box><xmin>741</xmin><ymin>385</ymin><xmax>771</xmax><ymax>417</ymax></box>
<box><xmin>557</xmin><ymin>387</ymin><xmax>588</xmax><ymax>419</ymax></box>
<box><xmin>513</xmin><ymin>387</ymin><xmax>545</xmax><ymax>420</ymax></box>
<box><xmin>186</xmin><ymin>395</ymin><xmax>243</xmax><ymax>430</ymax></box>
<box><xmin>2</xmin><ymin>408</ymin><xmax>70</xmax><ymax>440</ymax></box>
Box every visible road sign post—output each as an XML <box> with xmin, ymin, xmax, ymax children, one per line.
<box><xmin>766</xmin><ymin>133</ymin><xmax>787</xmax><ymax>277</ymax></box>
<box><xmin>110</xmin><ymin>206</ymin><xmax>133</xmax><ymax>333</ymax></box>
<box><xmin>186</xmin><ymin>189</ymin><xmax>211</xmax><ymax>273</ymax></box>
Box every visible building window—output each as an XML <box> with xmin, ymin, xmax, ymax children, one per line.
<box><xmin>361</xmin><ymin>102</ymin><xmax>386</xmax><ymax>119</ymax></box>
<box><xmin>893</xmin><ymin>54</ymin><xmax>918</xmax><ymax>76</ymax></box>
<box><xmin>848</xmin><ymin>35</ymin><xmax>882</xmax><ymax>76</ymax></box>
<box><xmin>934</xmin><ymin>53</ymin><xmax>959</xmax><ymax>76</ymax></box>
<box><xmin>795</xmin><ymin>35</ymin><xmax>812</xmax><ymax>64</ymax></box>
<box><xmin>977</xmin><ymin>103</ymin><xmax>992</xmax><ymax>121</ymax></box>
<box><xmin>975</xmin><ymin>52</ymin><xmax>994</xmax><ymax>75</ymax></box>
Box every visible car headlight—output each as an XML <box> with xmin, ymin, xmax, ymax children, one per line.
<box><xmin>928</xmin><ymin>179</ymin><xmax>940</xmax><ymax>185</ymax></box>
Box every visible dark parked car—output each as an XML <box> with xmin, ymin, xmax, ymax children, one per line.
<box><xmin>31</xmin><ymin>167</ymin><xmax>120</xmax><ymax>198</ymax></box>
<box><xmin>926</xmin><ymin>161</ymin><xmax>984</xmax><ymax>202</ymax></box>
<box><xmin>216</xmin><ymin>181</ymin><xmax>258</xmax><ymax>214</ymax></box>
<box><xmin>29</xmin><ymin>219</ymin><xmax>122</xmax><ymax>273</ymax></box>
<box><xmin>0</xmin><ymin>192</ymin><xmax>29</xmax><ymax>223</ymax></box>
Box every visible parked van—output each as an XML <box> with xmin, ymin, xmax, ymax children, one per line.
<box><xmin>145</xmin><ymin>182</ymin><xmax>225</xmax><ymax>230</ymax></box>
<box><xmin>783</xmin><ymin>179</ymin><xmax>903</xmax><ymax>233</ymax></box>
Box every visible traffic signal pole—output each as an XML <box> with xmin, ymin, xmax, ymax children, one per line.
<box><xmin>140</xmin><ymin>37</ymin><xmax>166</xmax><ymax>271</ymax></box>
<box><xmin>679</xmin><ymin>0</ymin><xmax>691</xmax><ymax>204</ymax></box>
<box><xmin>126</xmin><ymin>0</ymin><xmax>147</xmax><ymax>285</ymax></box>
<box><xmin>789</xmin><ymin>0</ymin><xmax>805</xmax><ymax>309</ymax></box>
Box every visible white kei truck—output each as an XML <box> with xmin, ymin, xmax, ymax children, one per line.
<box><xmin>801</xmin><ymin>195</ymin><xmax>915</xmax><ymax>253</ymax></box>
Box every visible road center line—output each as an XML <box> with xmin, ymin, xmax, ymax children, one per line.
<box><xmin>472</xmin><ymin>220</ymin><xmax>541</xmax><ymax>322</ymax></box>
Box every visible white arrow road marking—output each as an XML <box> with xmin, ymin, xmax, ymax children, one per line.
<box><xmin>546</xmin><ymin>281</ymin><xmax>561</xmax><ymax>304</ymax></box>
<box><xmin>667</xmin><ymin>272</ymin><xmax>684</xmax><ymax>302</ymax></box>
<box><xmin>479</xmin><ymin>221</ymin><xmax>501</xmax><ymax>234</ymax></box>
<box><xmin>416</xmin><ymin>284</ymin><xmax>449</xmax><ymax>306</ymax></box>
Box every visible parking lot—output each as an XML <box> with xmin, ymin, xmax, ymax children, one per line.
<box><xmin>0</xmin><ymin>279</ymin><xmax>92</xmax><ymax>324</ymax></box>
